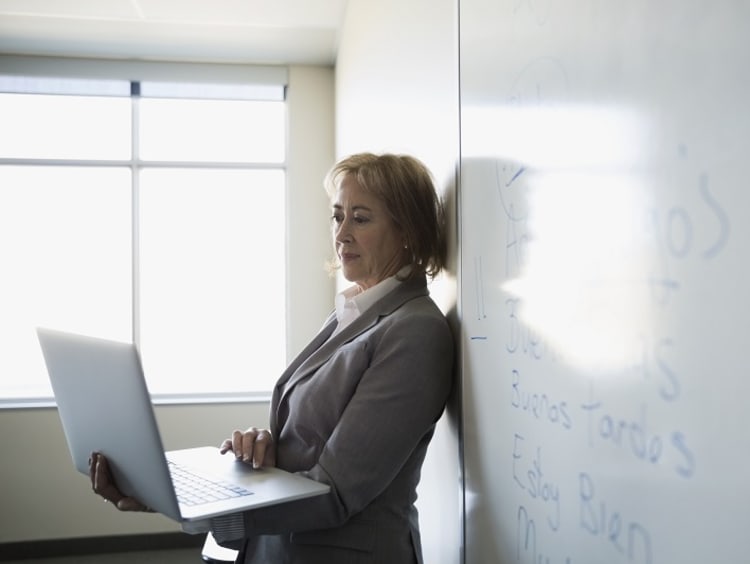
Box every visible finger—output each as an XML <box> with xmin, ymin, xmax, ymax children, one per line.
<box><xmin>88</xmin><ymin>451</ymin><xmax>98</xmax><ymax>488</ymax></box>
<box><xmin>240</xmin><ymin>428</ymin><xmax>260</xmax><ymax>464</ymax></box>
<box><xmin>117</xmin><ymin>497</ymin><xmax>149</xmax><ymax>512</ymax></box>
<box><xmin>93</xmin><ymin>454</ymin><xmax>125</xmax><ymax>503</ymax></box>
<box><xmin>92</xmin><ymin>454</ymin><xmax>109</xmax><ymax>495</ymax></box>
<box><xmin>232</xmin><ymin>429</ymin><xmax>246</xmax><ymax>460</ymax></box>
<box><xmin>93</xmin><ymin>455</ymin><xmax>116</xmax><ymax>498</ymax></box>
<box><xmin>219</xmin><ymin>438</ymin><xmax>233</xmax><ymax>455</ymax></box>
<box><xmin>252</xmin><ymin>430</ymin><xmax>273</xmax><ymax>469</ymax></box>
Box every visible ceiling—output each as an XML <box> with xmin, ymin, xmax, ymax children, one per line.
<box><xmin>0</xmin><ymin>0</ymin><xmax>349</xmax><ymax>65</ymax></box>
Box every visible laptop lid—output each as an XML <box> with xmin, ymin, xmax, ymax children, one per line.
<box><xmin>36</xmin><ymin>328</ymin><xmax>330</xmax><ymax>526</ymax></box>
<box><xmin>37</xmin><ymin>328</ymin><xmax>183</xmax><ymax>520</ymax></box>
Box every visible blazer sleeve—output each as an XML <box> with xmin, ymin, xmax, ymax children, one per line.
<box><xmin>238</xmin><ymin>302</ymin><xmax>454</xmax><ymax>536</ymax></box>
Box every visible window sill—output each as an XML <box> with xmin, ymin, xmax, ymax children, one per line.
<box><xmin>0</xmin><ymin>392</ymin><xmax>272</xmax><ymax>410</ymax></box>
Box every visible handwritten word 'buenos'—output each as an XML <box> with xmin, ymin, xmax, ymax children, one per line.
<box><xmin>512</xmin><ymin>369</ymin><xmax>572</xmax><ymax>430</ymax></box>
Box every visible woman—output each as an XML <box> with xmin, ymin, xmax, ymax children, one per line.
<box><xmin>91</xmin><ymin>152</ymin><xmax>454</xmax><ymax>564</ymax></box>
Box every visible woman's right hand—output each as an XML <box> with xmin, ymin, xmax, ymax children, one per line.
<box><xmin>219</xmin><ymin>427</ymin><xmax>276</xmax><ymax>469</ymax></box>
<box><xmin>89</xmin><ymin>452</ymin><xmax>153</xmax><ymax>512</ymax></box>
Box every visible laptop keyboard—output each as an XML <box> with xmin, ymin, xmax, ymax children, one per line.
<box><xmin>168</xmin><ymin>461</ymin><xmax>254</xmax><ymax>507</ymax></box>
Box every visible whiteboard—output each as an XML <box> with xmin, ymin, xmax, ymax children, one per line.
<box><xmin>458</xmin><ymin>1</ymin><xmax>750</xmax><ymax>563</ymax></box>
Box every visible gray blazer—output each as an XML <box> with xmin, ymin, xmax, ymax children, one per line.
<box><xmin>233</xmin><ymin>274</ymin><xmax>454</xmax><ymax>564</ymax></box>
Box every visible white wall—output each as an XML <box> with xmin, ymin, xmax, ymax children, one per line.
<box><xmin>0</xmin><ymin>64</ymin><xmax>336</xmax><ymax>544</ymax></box>
<box><xmin>285</xmin><ymin>65</ymin><xmax>338</xmax><ymax>356</ymax></box>
<box><xmin>335</xmin><ymin>2</ymin><xmax>461</xmax><ymax>563</ymax></box>
<box><xmin>0</xmin><ymin>403</ymin><xmax>269</xmax><ymax>542</ymax></box>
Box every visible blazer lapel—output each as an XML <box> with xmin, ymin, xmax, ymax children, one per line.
<box><xmin>278</xmin><ymin>311</ymin><xmax>377</xmax><ymax>400</ymax></box>
<box><xmin>274</xmin><ymin>312</ymin><xmax>337</xmax><ymax>394</ymax></box>
<box><xmin>276</xmin><ymin>275</ymin><xmax>430</xmax><ymax>407</ymax></box>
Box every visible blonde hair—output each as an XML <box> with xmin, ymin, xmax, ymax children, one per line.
<box><xmin>324</xmin><ymin>153</ymin><xmax>447</xmax><ymax>280</ymax></box>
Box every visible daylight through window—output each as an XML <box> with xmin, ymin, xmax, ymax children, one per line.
<box><xmin>0</xmin><ymin>68</ymin><xmax>287</xmax><ymax>404</ymax></box>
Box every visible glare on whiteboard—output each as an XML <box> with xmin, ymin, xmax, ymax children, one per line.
<box><xmin>462</xmin><ymin>104</ymin><xmax>655</xmax><ymax>372</ymax></box>
<box><xmin>503</xmin><ymin>171</ymin><xmax>654</xmax><ymax>372</ymax></box>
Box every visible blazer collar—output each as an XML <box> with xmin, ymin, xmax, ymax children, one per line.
<box><xmin>274</xmin><ymin>274</ymin><xmax>429</xmax><ymax>406</ymax></box>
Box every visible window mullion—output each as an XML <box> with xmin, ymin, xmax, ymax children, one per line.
<box><xmin>131</xmin><ymin>82</ymin><xmax>141</xmax><ymax>348</ymax></box>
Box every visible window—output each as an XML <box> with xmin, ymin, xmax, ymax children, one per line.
<box><xmin>0</xmin><ymin>61</ymin><xmax>287</xmax><ymax>404</ymax></box>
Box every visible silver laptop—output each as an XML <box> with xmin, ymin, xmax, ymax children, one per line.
<box><xmin>37</xmin><ymin>327</ymin><xmax>329</xmax><ymax>533</ymax></box>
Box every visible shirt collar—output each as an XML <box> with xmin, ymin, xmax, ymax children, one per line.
<box><xmin>334</xmin><ymin>266</ymin><xmax>411</xmax><ymax>324</ymax></box>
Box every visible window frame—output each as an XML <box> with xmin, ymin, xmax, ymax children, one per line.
<box><xmin>0</xmin><ymin>56</ymin><xmax>289</xmax><ymax>408</ymax></box>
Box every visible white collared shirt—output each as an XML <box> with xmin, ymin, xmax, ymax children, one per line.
<box><xmin>331</xmin><ymin>266</ymin><xmax>410</xmax><ymax>337</ymax></box>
